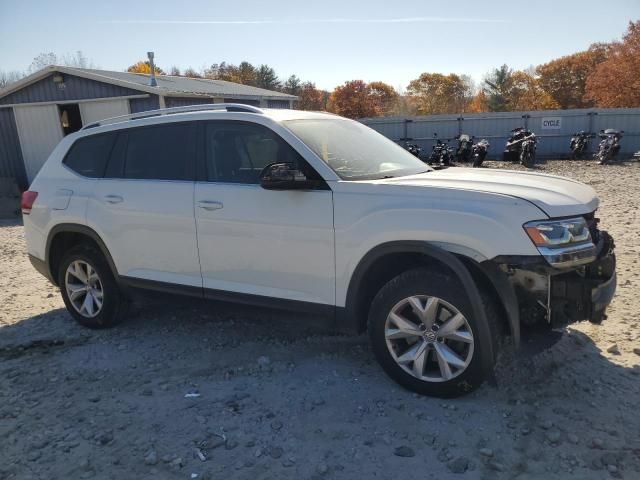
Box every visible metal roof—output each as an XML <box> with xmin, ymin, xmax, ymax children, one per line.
<box><xmin>0</xmin><ymin>65</ymin><xmax>297</xmax><ymax>101</ymax></box>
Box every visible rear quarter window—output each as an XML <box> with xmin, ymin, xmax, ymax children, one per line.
<box><xmin>63</xmin><ymin>133</ymin><xmax>116</xmax><ymax>178</ymax></box>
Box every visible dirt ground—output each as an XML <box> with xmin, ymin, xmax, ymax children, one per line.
<box><xmin>1</xmin><ymin>160</ymin><xmax>639</xmax><ymax>480</ymax></box>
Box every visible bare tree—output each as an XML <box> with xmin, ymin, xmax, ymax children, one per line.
<box><xmin>27</xmin><ymin>51</ymin><xmax>95</xmax><ymax>74</ymax></box>
<box><xmin>183</xmin><ymin>67</ymin><xmax>202</xmax><ymax>78</ymax></box>
<box><xmin>0</xmin><ymin>70</ymin><xmax>25</xmax><ymax>89</ymax></box>
<box><xmin>62</xmin><ymin>50</ymin><xmax>95</xmax><ymax>69</ymax></box>
<box><xmin>28</xmin><ymin>52</ymin><xmax>58</xmax><ymax>73</ymax></box>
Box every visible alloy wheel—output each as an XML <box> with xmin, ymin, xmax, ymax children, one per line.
<box><xmin>384</xmin><ymin>295</ymin><xmax>474</xmax><ymax>382</ymax></box>
<box><xmin>65</xmin><ymin>260</ymin><xmax>104</xmax><ymax>318</ymax></box>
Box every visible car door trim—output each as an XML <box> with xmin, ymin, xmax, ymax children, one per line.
<box><xmin>118</xmin><ymin>275</ymin><xmax>335</xmax><ymax>316</ymax></box>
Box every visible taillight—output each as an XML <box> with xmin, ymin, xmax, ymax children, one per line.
<box><xmin>21</xmin><ymin>191</ymin><xmax>38</xmax><ymax>215</ymax></box>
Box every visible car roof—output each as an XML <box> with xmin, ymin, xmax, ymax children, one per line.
<box><xmin>71</xmin><ymin>107</ymin><xmax>340</xmax><ymax>140</ymax></box>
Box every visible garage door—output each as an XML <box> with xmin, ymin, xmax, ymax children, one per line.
<box><xmin>13</xmin><ymin>104</ymin><xmax>64</xmax><ymax>183</ymax></box>
<box><xmin>80</xmin><ymin>99</ymin><xmax>130</xmax><ymax>126</ymax></box>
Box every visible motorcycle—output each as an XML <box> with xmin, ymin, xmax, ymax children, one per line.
<box><xmin>594</xmin><ymin>129</ymin><xmax>623</xmax><ymax>165</ymax></box>
<box><xmin>404</xmin><ymin>142</ymin><xmax>422</xmax><ymax>159</ymax></box>
<box><xmin>520</xmin><ymin>132</ymin><xmax>537</xmax><ymax>168</ymax></box>
<box><xmin>428</xmin><ymin>134</ymin><xmax>454</xmax><ymax>167</ymax></box>
<box><xmin>503</xmin><ymin>127</ymin><xmax>537</xmax><ymax>167</ymax></box>
<box><xmin>569</xmin><ymin>131</ymin><xmax>594</xmax><ymax>160</ymax></box>
<box><xmin>471</xmin><ymin>139</ymin><xmax>490</xmax><ymax>167</ymax></box>
<box><xmin>455</xmin><ymin>134</ymin><xmax>474</xmax><ymax>163</ymax></box>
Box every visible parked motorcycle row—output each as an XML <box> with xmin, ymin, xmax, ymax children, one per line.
<box><xmin>404</xmin><ymin>126</ymin><xmax>633</xmax><ymax>168</ymax></box>
<box><xmin>404</xmin><ymin>133</ymin><xmax>490</xmax><ymax>168</ymax></box>
<box><xmin>403</xmin><ymin>133</ymin><xmax>491</xmax><ymax>169</ymax></box>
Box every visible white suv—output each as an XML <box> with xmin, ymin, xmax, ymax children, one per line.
<box><xmin>22</xmin><ymin>104</ymin><xmax>616</xmax><ymax>397</ymax></box>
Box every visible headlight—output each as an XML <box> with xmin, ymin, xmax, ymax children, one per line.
<box><xmin>524</xmin><ymin>217</ymin><xmax>596</xmax><ymax>268</ymax></box>
<box><xmin>524</xmin><ymin>217</ymin><xmax>591</xmax><ymax>247</ymax></box>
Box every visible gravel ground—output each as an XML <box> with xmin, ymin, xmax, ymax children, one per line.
<box><xmin>1</xmin><ymin>160</ymin><xmax>639</xmax><ymax>480</ymax></box>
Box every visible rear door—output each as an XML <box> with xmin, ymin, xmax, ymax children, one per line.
<box><xmin>87</xmin><ymin>122</ymin><xmax>201</xmax><ymax>287</ymax></box>
<box><xmin>194</xmin><ymin>120</ymin><xmax>335</xmax><ymax>306</ymax></box>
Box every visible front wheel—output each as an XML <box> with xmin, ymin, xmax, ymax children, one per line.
<box><xmin>367</xmin><ymin>268</ymin><xmax>500</xmax><ymax>397</ymax></box>
<box><xmin>520</xmin><ymin>150</ymin><xmax>535</xmax><ymax>168</ymax></box>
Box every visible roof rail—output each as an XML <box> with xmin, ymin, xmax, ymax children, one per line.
<box><xmin>82</xmin><ymin>103</ymin><xmax>264</xmax><ymax>130</ymax></box>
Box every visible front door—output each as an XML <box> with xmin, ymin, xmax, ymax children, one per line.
<box><xmin>87</xmin><ymin>121</ymin><xmax>201</xmax><ymax>287</ymax></box>
<box><xmin>194</xmin><ymin>121</ymin><xmax>335</xmax><ymax>306</ymax></box>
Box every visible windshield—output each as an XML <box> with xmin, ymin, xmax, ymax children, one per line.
<box><xmin>283</xmin><ymin>118</ymin><xmax>431</xmax><ymax>180</ymax></box>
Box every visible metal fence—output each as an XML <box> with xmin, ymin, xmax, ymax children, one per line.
<box><xmin>359</xmin><ymin>108</ymin><xmax>640</xmax><ymax>160</ymax></box>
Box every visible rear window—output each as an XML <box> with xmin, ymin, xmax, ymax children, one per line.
<box><xmin>63</xmin><ymin>133</ymin><xmax>116</xmax><ymax>178</ymax></box>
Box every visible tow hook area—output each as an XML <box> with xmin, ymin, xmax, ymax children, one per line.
<box><xmin>549</xmin><ymin>252</ymin><xmax>616</xmax><ymax>326</ymax></box>
<box><xmin>507</xmin><ymin>231</ymin><xmax>616</xmax><ymax>328</ymax></box>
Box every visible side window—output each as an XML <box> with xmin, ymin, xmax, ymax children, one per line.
<box><xmin>204</xmin><ymin>122</ymin><xmax>315</xmax><ymax>184</ymax></box>
<box><xmin>123</xmin><ymin>123</ymin><xmax>196</xmax><ymax>181</ymax></box>
<box><xmin>63</xmin><ymin>133</ymin><xmax>116</xmax><ymax>178</ymax></box>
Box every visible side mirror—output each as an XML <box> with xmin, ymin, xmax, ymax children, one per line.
<box><xmin>260</xmin><ymin>163</ymin><xmax>314</xmax><ymax>190</ymax></box>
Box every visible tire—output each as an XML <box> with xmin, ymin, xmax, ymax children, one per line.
<box><xmin>520</xmin><ymin>150</ymin><xmax>535</xmax><ymax>168</ymax></box>
<box><xmin>58</xmin><ymin>244</ymin><xmax>127</xmax><ymax>329</ymax></box>
<box><xmin>367</xmin><ymin>268</ymin><xmax>500</xmax><ymax>398</ymax></box>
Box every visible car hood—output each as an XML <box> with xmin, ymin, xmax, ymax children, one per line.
<box><xmin>376</xmin><ymin>168</ymin><xmax>598</xmax><ymax>218</ymax></box>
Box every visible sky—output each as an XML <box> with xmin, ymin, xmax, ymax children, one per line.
<box><xmin>1</xmin><ymin>0</ymin><xmax>638</xmax><ymax>91</ymax></box>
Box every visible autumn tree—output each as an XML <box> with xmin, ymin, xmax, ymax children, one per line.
<box><xmin>507</xmin><ymin>71</ymin><xmax>559</xmax><ymax>111</ymax></box>
<box><xmin>406</xmin><ymin>73</ymin><xmax>470</xmax><ymax>114</ymax></box>
<box><xmin>483</xmin><ymin>65</ymin><xmax>512</xmax><ymax>112</ymax></box>
<box><xmin>369</xmin><ymin>81</ymin><xmax>399</xmax><ymax>115</ymax></box>
<box><xmin>537</xmin><ymin>45</ymin><xmax>609</xmax><ymax>109</ymax></box>
<box><xmin>328</xmin><ymin>80</ymin><xmax>377</xmax><ymax>118</ymax></box>
<box><xmin>205</xmin><ymin>61</ymin><xmax>257</xmax><ymax>85</ymax></box>
<box><xmin>467</xmin><ymin>90</ymin><xmax>489</xmax><ymax>113</ymax></box>
<box><xmin>127</xmin><ymin>61</ymin><xmax>165</xmax><ymax>75</ymax></box>
<box><xmin>236</xmin><ymin>61</ymin><xmax>257</xmax><ymax>85</ymax></box>
<box><xmin>585</xmin><ymin>21</ymin><xmax>640</xmax><ymax>107</ymax></box>
<box><xmin>296</xmin><ymin>82</ymin><xmax>325</xmax><ymax>110</ymax></box>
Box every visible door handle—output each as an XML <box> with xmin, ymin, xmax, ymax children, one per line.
<box><xmin>104</xmin><ymin>194</ymin><xmax>124</xmax><ymax>204</ymax></box>
<box><xmin>197</xmin><ymin>200</ymin><xmax>224</xmax><ymax>211</ymax></box>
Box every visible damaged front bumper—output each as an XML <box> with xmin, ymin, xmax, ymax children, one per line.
<box><xmin>495</xmin><ymin>229</ymin><xmax>616</xmax><ymax>328</ymax></box>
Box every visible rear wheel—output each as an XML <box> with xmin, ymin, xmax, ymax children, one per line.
<box><xmin>58</xmin><ymin>245</ymin><xmax>127</xmax><ymax>328</ymax></box>
<box><xmin>367</xmin><ymin>268</ymin><xmax>500</xmax><ymax>397</ymax></box>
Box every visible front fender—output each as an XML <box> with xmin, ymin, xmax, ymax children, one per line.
<box><xmin>341</xmin><ymin>241</ymin><xmax>497</xmax><ymax>370</ymax></box>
